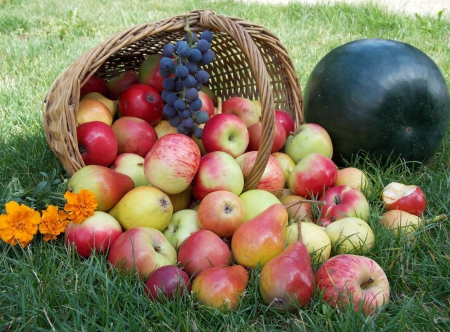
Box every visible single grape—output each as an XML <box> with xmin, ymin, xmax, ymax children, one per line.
<box><xmin>177</xmin><ymin>123</ymin><xmax>191</xmax><ymax>135</ymax></box>
<box><xmin>185</xmin><ymin>62</ymin><xmax>198</xmax><ymax>75</ymax></box>
<box><xmin>182</xmin><ymin>75</ymin><xmax>196</xmax><ymax>88</ymax></box>
<box><xmin>174</xmin><ymin>99</ymin><xmax>186</xmax><ymax>111</ymax></box>
<box><xmin>188</xmin><ymin>49</ymin><xmax>202</xmax><ymax>63</ymax></box>
<box><xmin>185</xmin><ymin>87</ymin><xmax>199</xmax><ymax>101</ymax></box>
<box><xmin>196</xmin><ymin>39</ymin><xmax>211</xmax><ymax>54</ymax></box>
<box><xmin>166</xmin><ymin>93</ymin><xmax>178</xmax><ymax>106</ymax></box>
<box><xmin>174</xmin><ymin>40</ymin><xmax>184</xmax><ymax>51</ymax></box>
<box><xmin>159</xmin><ymin>57</ymin><xmax>174</xmax><ymax>71</ymax></box>
<box><xmin>162</xmin><ymin>78</ymin><xmax>175</xmax><ymax>91</ymax></box>
<box><xmin>184</xmin><ymin>32</ymin><xmax>198</xmax><ymax>44</ymax></box>
<box><xmin>175</xmin><ymin>65</ymin><xmax>189</xmax><ymax>79</ymax></box>
<box><xmin>200</xmin><ymin>30</ymin><xmax>213</xmax><ymax>43</ymax></box>
<box><xmin>163</xmin><ymin>104</ymin><xmax>177</xmax><ymax>118</ymax></box>
<box><xmin>196</xmin><ymin>70</ymin><xmax>210</xmax><ymax>84</ymax></box>
<box><xmin>182</xmin><ymin>117</ymin><xmax>194</xmax><ymax>128</ymax></box>
<box><xmin>159</xmin><ymin>68</ymin><xmax>172</xmax><ymax>78</ymax></box>
<box><xmin>199</xmin><ymin>50</ymin><xmax>215</xmax><ymax>65</ymax></box>
<box><xmin>189</xmin><ymin>98</ymin><xmax>203</xmax><ymax>112</ymax></box>
<box><xmin>161</xmin><ymin>89</ymin><xmax>171</xmax><ymax>102</ymax></box>
<box><xmin>174</xmin><ymin>80</ymin><xmax>184</xmax><ymax>92</ymax></box>
<box><xmin>195</xmin><ymin>110</ymin><xmax>209</xmax><ymax>124</ymax></box>
<box><xmin>168</xmin><ymin>115</ymin><xmax>181</xmax><ymax>127</ymax></box>
<box><xmin>194</xmin><ymin>127</ymin><xmax>203</xmax><ymax>139</ymax></box>
<box><xmin>194</xmin><ymin>82</ymin><xmax>202</xmax><ymax>91</ymax></box>
<box><xmin>177</xmin><ymin>42</ymin><xmax>191</xmax><ymax>58</ymax></box>
<box><xmin>178</xmin><ymin>108</ymin><xmax>191</xmax><ymax>119</ymax></box>
<box><xmin>163</xmin><ymin>44</ymin><xmax>175</xmax><ymax>57</ymax></box>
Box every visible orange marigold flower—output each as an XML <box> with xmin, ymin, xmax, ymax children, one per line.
<box><xmin>64</xmin><ymin>189</ymin><xmax>98</xmax><ymax>224</ymax></box>
<box><xmin>39</xmin><ymin>205</ymin><xmax>69</xmax><ymax>241</ymax></box>
<box><xmin>0</xmin><ymin>201</ymin><xmax>41</xmax><ymax>247</ymax></box>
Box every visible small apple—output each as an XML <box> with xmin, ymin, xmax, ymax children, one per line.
<box><xmin>198</xmin><ymin>91</ymin><xmax>215</xmax><ymax>118</ymax></box>
<box><xmin>239</xmin><ymin>189</ymin><xmax>281</xmax><ymax>222</ymax></box>
<box><xmin>247</xmin><ymin>120</ymin><xmax>286</xmax><ymax>153</ymax></box>
<box><xmin>81</xmin><ymin>92</ymin><xmax>118</xmax><ymax>118</ymax></box>
<box><xmin>272</xmin><ymin>152</ymin><xmax>296</xmax><ymax>187</ymax></box>
<box><xmin>284</xmin><ymin>123</ymin><xmax>333</xmax><ymax>162</ymax></box>
<box><xmin>315</xmin><ymin>254</ymin><xmax>390</xmax><ymax>315</ymax></box>
<box><xmin>111</xmin><ymin>153</ymin><xmax>149</xmax><ymax>187</ymax></box>
<box><xmin>197</xmin><ymin>190</ymin><xmax>245</xmax><ymax>238</ymax></box>
<box><xmin>138</xmin><ymin>54</ymin><xmax>167</xmax><ymax>92</ymax></box>
<box><xmin>336</xmin><ymin>167</ymin><xmax>370</xmax><ymax>192</ymax></box>
<box><xmin>163</xmin><ymin>209</ymin><xmax>201</xmax><ymax>249</ymax></box>
<box><xmin>325</xmin><ymin>217</ymin><xmax>375</xmax><ymax>254</ymax></box>
<box><xmin>235</xmin><ymin>151</ymin><xmax>285</xmax><ymax>192</ymax></box>
<box><xmin>221</xmin><ymin>96</ymin><xmax>260</xmax><ymax>127</ymax></box>
<box><xmin>288</xmin><ymin>153</ymin><xmax>338</xmax><ymax>199</ymax></box>
<box><xmin>119</xmin><ymin>83</ymin><xmax>163</xmax><ymax>126</ymax></box>
<box><xmin>65</xmin><ymin>211</ymin><xmax>123</xmax><ymax>258</ymax></box>
<box><xmin>382</xmin><ymin>182</ymin><xmax>426</xmax><ymax>216</ymax></box>
<box><xmin>107</xmin><ymin>227</ymin><xmax>177</xmax><ymax>278</ymax></box>
<box><xmin>77</xmin><ymin>99</ymin><xmax>113</xmax><ymax>126</ymax></box>
<box><xmin>167</xmin><ymin>187</ymin><xmax>192</xmax><ymax>213</ymax></box>
<box><xmin>107</xmin><ymin>70</ymin><xmax>139</xmax><ymax>100</ymax></box>
<box><xmin>80</xmin><ymin>73</ymin><xmax>108</xmax><ymax>98</ymax></box>
<box><xmin>76</xmin><ymin>121</ymin><xmax>118</xmax><ymax>167</ymax></box>
<box><xmin>380</xmin><ymin>209</ymin><xmax>424</xmax><ymax>238</ymax></box>
<box><xmin>191</xmin><ymin>151</ymin><xmax>244</xmax><ymax>200</ymax></box>
<box><xmin>319</xmin><ymin>185</ymin><xmax>370</xmax><ymax>222</ymax></box>
<box><xmin>200</xmin><ymin>85</ymin><xmax>217</xmax><ymax>106</ymax></box>
<box><xmin>279</xmin><ymin>194</ymin><xmax>313</xmax><ymax>222</ymax></box>
<box><xmin>111</xmin><ymin>116</ymin><xmax>158</xmax><ymax>157</ymax></box>
<box><xmin>201</xmin><ymin>113</ymin><xmax>249</xmax><ymax>158</ymax></box>
<box><xmin>144</xmin><ymin>265</ymin><xmax>191</xmax><ymax>302</ymax></box>
<box><xmin>177</xmin><ymin>229</ymin><xmax>232</xmax><ymax>278</ymax></box>
<box><xmin>275</xmin><ymin>110</ymin><xmax>296</xmax><ymax>137</ymax></box>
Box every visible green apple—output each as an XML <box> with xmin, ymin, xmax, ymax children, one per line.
<box><xmin>325</xmin><ymin>217</ymin><xmax>375</xmax><ymax>254</ymax></box>
<box><xmin>163</xmin><ymin>209</ymin><xmax>201</xmax><ymax>249</ymax></box>
<box><xmin>239</xmin><ymin>189</ymin><xmax>281</xmax><ymax>222</ymax></box>
<box><xmin>112</xmin><ymin>153</ymin><xmax>149</xmax><ymax>187</ymax></box>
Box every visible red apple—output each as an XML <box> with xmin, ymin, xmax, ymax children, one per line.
<box><xmin>107</xmin><ymin>227</ymin><xmax>177</xmax><ymax>278</ymax></box>
<box><xmin>382</xmin><ymin>182</ymin><xmax>427</xmax><ymax>216</ymax></box>
<box><xmin>77</xmin><ymin>121</ymin><xmax>118</xmax><ymax>167</ymax></box>
<box><xmin>111</xmin><ymin>116</ymin><xmax>158</xmax><ymax>157</ymax></box>
<box><xmin>235</xmin><ymin>151</ymin><xmax>285</xmax><ymax>192</ymax></box>
<box><xmin>191</xmin><ymin>151</ymin><xmax>245</xmax><ymax>200</ymax></box>
<box><xmin>80</xmin><ymin>74</ymin><xmax>108</xmax><ymax>98</ymax></box>
<box><xmin>198</xmin><ymin>91</ymin><xmax>215</xmax><ymax>118</ymax></box>
<box><xmin>177</xmin><ymin>229</ymin><xmax>232</xmax><ymax>278</ymax></box>
<box><xmin>197</xmin><ymin>191</ymin><xmax>245</xmax><ymax>238</ymax></box>
<box><xmin>247</xmin><ymin>120</ymin><xmax>286</xmax><ymax>153</ymax></box>
<box><xmin>275</xmin><ymin>110</ymin><xmax>295</xmax><ymax>137</ymax></box>
<box><xmin>319</xmin><ymin>185</ymin><xmax>370</xmax><ymax>222</ymax></box>
<box><xmin>279</xmin><ymin>194</ymin><xmax>314</xmax><ymax>222</ymax></box>
<box><xmin>107</xmin><ymin>70</ymin><xmax>139</xmax><ymax>100</ymax></box>
<box><xmin>138</xmin><ymin>54</ymin><xmax>167</xmax><ymax>92</ymax></box>
<box><xmin>201</xmin><ymin>113</ymin><xmax>249</xmax><ymax>158</ymax></box>
<box><xmin>144</xmin><ymin>133</ymin><xmax>201</xmax><ymax>194</ymax></box>
<box><xmin>221</xmin><ymin>96</ymin><xmax>260</xmax><ymax>127</ymax></box>
<box><xmin>144</xmin><ymin>265</ymin><xmax>191</xmax><ymax>301</ymax></box>
<box><xmin>119</xmin><ymin>83</ymin><xmax>163</xmax><ymax>126</ymax></box>
<box><xmin>65</xmin><ymin>211</ymin><xmax>123</xmax><ymax>258</ymax></box>
<box><xmin>315</xmin><ymin>254</ymin><xmax>390</xmax><ymax>315</ymax></box>
<box><xmin>288</xmin><ymin>153</ymin><xmax>338</xmax><ymax>199</ymax></box>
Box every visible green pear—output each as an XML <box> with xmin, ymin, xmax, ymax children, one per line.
<box><xmin>67</xmin><ymin>165</ymin><xmax>134</xmax><ymax>212</ymax></box>
<box><xmin>108</xmin><ymin>186</ymin><xmax>173</xmax><ymax>231</ymax></box>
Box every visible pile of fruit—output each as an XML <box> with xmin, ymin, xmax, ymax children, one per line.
<box><xmin>58</xmin><ymin>30</ymin><xmax>449</xmax><ymax>316</ymax></box>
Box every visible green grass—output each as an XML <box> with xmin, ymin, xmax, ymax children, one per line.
<box><xmin>1</xmin><ymin>0</ymin><xmax>449</xmax><ymax>330</ymax></box>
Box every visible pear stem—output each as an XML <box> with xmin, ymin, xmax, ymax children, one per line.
<box><xmin>360</xmin><ymin>276</ymin><xmax>375</xmax><ymax>289</ymax></box>
<box><xmin>429</xmin><ymin>214</ymin><xmax>447</xmax><ymax>223</ymax></box>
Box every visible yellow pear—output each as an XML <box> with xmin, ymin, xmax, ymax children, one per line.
<box><xmin>108</xmin><ymin>186</ymin><xmax>173</xmax><ymax>231</ymax></box>
<box><xmin>325</xmin><ymin>217</ymin><xmax>375</xmax><ymax>254</ymax></box>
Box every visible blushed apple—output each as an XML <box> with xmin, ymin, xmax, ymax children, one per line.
<box><xmin>81</xmin><ymin>92</ymin><xmax>118</xmax><ymax>118</ymax></box>
<box><xmin>221</xmin><ymin>96</ymin><xmax>260</xmax><ymax>127</ymax></box>
<box><xmin>138</xmin><ymin>54</ymin><xmax>167</xmax><ymax>93</ymax></box>
<box><xmin>336</xmin><ymin>167</ymin><xmax>370</xmax><ymax>192</ymax></box>
<box><xmin>112</xmin><ymin>153</ymin><xmax>149</xmax><ymax>187</ymax></box>
<box><xmin>77</xmin><ymin>99</ymin><xmax>113</xmax><ymax>126</ymax></box>
<box><xmin>247</xmin><ymin>120</ymin><xmax>286</xmax><ymax>153</ymax></box>
<box><xmin>275</xmin><ymin>110</ymin><xmax>296</xmax><ymax>137</ymax></box>
<box><xmin>272</xmin><ymin>152</ymin><xmax>296</xmax><ymax>187</ymax></box>
<box><xmin>198</xmin><ymin>91</ymin><xmax>215</xmax><ymax>118</ymax></box>
<box><xmin>144</xmin><ymin>265</ymin><xmax>191</xmax><ymax>302</ymax></box>
<box><xmin>80</xmin><ymin>73</ymin><xmax>108</xmax><ymax>98</ymax></box>
<box><xmin>239</xmin><ymin>189</ymin><xmax>281</xmax><ymax>222</ymax></box>
<box><xmin>382</xmin><ymin>182</ymin><xmax>426</xmax><ymax>216</ymax></box>
<box><xmin>163</xmin><ymin>209</ymin><xmax>201</xmax><ymax>249</ymax></box>
<box><xmin>380</xmin><ymin>209</ymin><xmax>424</xmax><ymax>238</ymax></box>
<box><xmin>279</xmin><ymin>194</ymin><xmax>314</xmax><ymax>222</ymax></box>
<box><xmin>107</xmin><ymin>70</ymin><xmax>139</xmax><ymax>100</ymax></box>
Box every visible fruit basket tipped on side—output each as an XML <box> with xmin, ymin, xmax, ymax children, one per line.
<box><xmin>42</xmin><ymin>9</ymin><xmax>303</xmax><ymax>191</ymax></box>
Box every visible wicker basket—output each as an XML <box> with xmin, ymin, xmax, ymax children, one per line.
<box><xmin>42</xmin><ymin>9</ymin><xmax>303</xmax><ymax>192</ymax></box>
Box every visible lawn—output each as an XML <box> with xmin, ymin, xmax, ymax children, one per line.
<box><xmin>1</xmin><ymin>0</ymin><xmax>449</xmax><ymax>331</ymax></box>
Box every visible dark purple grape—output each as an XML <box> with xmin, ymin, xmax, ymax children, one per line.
<box><xmin>199</xmin><ymin>50</ymin><xmax>215</xmax><ymax>65</ymax></box>
<box><xmin>162</xmin><ymin>78</ymin><xmax>175</xmax><ymax>91</ymax></box>
<box><xmin>200</xmin><ymin>30</ymin><xmax>213</xmax><ymax>43</ymax></box>
<box><xmin>175</xmin><ymin>65</ymin><xmax>189</xmax><ymax>79</ymax></box>
<box><xmin>159</xmin><ymin>57</ymin><xmax>174</xmax><ymax>71</ymax></box>
<box><xmin>174</xmin><ymin>99</ymin><xmax>186</xmax><ymax>111</ymax></box>
<box><xmin>189</xmin><ymin>99</ymin><xmax>203</xmax><ymax>112</ymax></box>
<box><xmin>161</xmin><ymin>89</ymin><xmax>171</xmax><ymax>102</ymax></box>
<box><xmin>174</xmin><ymin>40</ymin><xmax>184</xmax><ymax>51</ymax></box>
<box><xmin>194</xmin><ymin>82</ymin><xmax>202</xmax><ymax>91</ymax></box>
<box><xmin>174</xmin><ymin>80</ymin><xmax>184</xmax><ymax>92</ymax></box>
<box><xmin>177</xmin><ymin>42</ymin><xmax>191</xmax><ymax>58</ymax></box>
<box><xmin>194</xmin><ymin>127</ymin><xmax>203</xmax><ymax>139</ymax></box>
<box><xmin>159</xmin><ymin>68</ymin><xmax>172</xmax><ymax>78</ymax></box>
<box><xmin>185</xmin><ymin>62</ymin><xmax>198</xmax><ymax>75</ymax></box>
<box><xmin>166</xmin><ymin>93</ymin><xmax>178</xmax><ymax>106</ymax></box>
<box><xmin>185</xmin><ymin>88</ymin><xmax>199</xmax><ymax>101</ymax></box>
<box><xmin>163</xmin><ymin>104</ymin><xmax>177</xmax><ymax>118</ymax></box>
<box><xmin>188</xmin><ymin>49</ymin><xmax>202</xmax><ymax>63</ymax></box>
<box><xmin>182</xmin><ymin>75</ymin><xmax>196</xmax><ymax>88</ymax></box>
<box><xmin>184</xmin><ymin>32</ymin><xmax>198</xmax><ymax>44</ymax></box>
<box><xmin>182</xmin><ymin>117</ymin><xmax>194</xmax><ymax>128</ymax></box>
<box><xmin>168</xmin><ymin>115</ymin><xmax>181</xmax><ymax>127</ymax></box>
<box><xmin>163</xmin><ymin>44</ymin><xmax>175</xmax><ymax>57</ymax></box>
<box><xmin>178</xmin><ymin>108</ymin><xmax>191</xmax><ymax>119</ymax></box>
<box><xmin>196</xmin><ymin>70</ymin><xmax>209</xmax><ymax>84</ymax></box>
<box><xmin>196</xmin><ymin>39</ymin><xmax>210</xmax><ymax>54</ymax></box>
<box><xmin>177</xmin><ymin>123</ymin><xmax>191</xmax><ymax>135</ymax></box>
<box><xmin>195</xmin><ymin>110</ymin><xmax>209</xmax><ymax>124</ymax></box>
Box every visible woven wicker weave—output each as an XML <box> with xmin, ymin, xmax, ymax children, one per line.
<box><xmin>42</xmin><ymin>9</ymin><xmax>303</xmax><ymax>192</ymax></box>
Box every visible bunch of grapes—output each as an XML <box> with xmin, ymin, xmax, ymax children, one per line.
<box><xmin>159</xmin><ymin>30</ymin><xmax>215</xmax><ymax>138</ymax></box>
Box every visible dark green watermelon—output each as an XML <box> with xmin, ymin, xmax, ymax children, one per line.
<box><xmin>303</xmin><ymin>38</ymin><xmax>450</xmax><ymax>166</ymax></box>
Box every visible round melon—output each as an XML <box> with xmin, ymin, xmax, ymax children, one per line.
<box><xmin>304</xmin><ymin>38</ymin><xmax>450</xmax><ymax>166</ymax></box>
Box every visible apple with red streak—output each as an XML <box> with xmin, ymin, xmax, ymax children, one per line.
<box><xmin>119</xmin><ymin>83</ymin><xmax>163</xmax><ymax>126</ymax></box>
<box><xmin>315</xmin><ymin>254</ymin><xmax>390</xmax><ymax>315</ymax></box>
<box><xmin>197</xmin><ymin>191</ymin><xmax>245</xmax><ymax>238</ymax></box>
<box><xmin>382</xmin><ymin>182</ymin><xmax>427</xmax><ymax>216</ymax></box>
<box><xmin>247</xmin><ymin>120</ymin><xmax>286</xmax><ymax>153</ymax></box>
<box><xmin>192</xmin><ymin>151</ymin><xmax>244</xmax><ymax>200</ymax></box>
<box><xmin>77</xmin><ymin>121</ymin><xmax>118</xmax><ymax>167</ymax></box>
<box><xmin>275</xmin><ymin>110</ymin><xmax>296</xmax><ymax>137</ymax></box>
<box><xmin>198</xmin><ymin>91</ymin><xmax>215</xmax><ymax>118</ymax></box>
<box><xmin>80</xmin><ymin>74</ymin><xmax>108</xmax><ymax>98</ymax></box>
<box><xmin>221</xmin><ymin>96</ymin><xmax>260</xmax><ymax>127</ymax></box>
<box><xmin>144</xmin><ymin>133</ymin><xmax>201</xmax><ymax>194</ymax></box>
<box><xmin>235</xmin><ymin>151</ymin><xmax>285</xmax><ymax>192</ymax></box>
<box><xmin>201</xmin><ymin>113</ymin><xmax>249</xmax><ymax>158</ymax></box>
<box><xmin>111</xmin><ymin>116</ymin><xmax>157</xmax><ymax>157</ymax></box>
<box><xmin>138</xmin><ymin>54</ymin><xmax>167</xmax><ymax>92</ymax></box>
<box><xmin>319</xmin><ymin>185</ymin><xmax>370</xmax><ymax>222</ymax></box>
<box><xmin>107</xmin><ymin>70</ymin><xmax>139</xmax><ymax>100</ymax></box>
<box><xmin>177</xmin><ymin>229</ymin><xmax>232</xmax><ymax>278</ymax></box>
<box><xmin>65</xmin><ymin>211</ymin><xmax>123</xmax><ymax>258</ymax></box>
<box><xmin>107</xmin><ymin>227</ymin><xmax>177</xmax><ymax>278</ymax></box>
<box><xmin>144</xmin><ymin>265</ymin><xmax>191</xmax><ymax>301</ymax></box>
<box><xmin>288</xmin><ymin>153</ymin><xmax>338</xmax><ymax>199</ymax></box>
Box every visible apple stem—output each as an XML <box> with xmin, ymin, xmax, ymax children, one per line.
<box><xmin>154</xmin><ymin>246</ymin><xmax>161</xmax><ymax>253</ymax></box>
<box><xmin>360</xmin><ymin>276</ymin><xmax>375</xmax><ymax>289</ymax></box>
